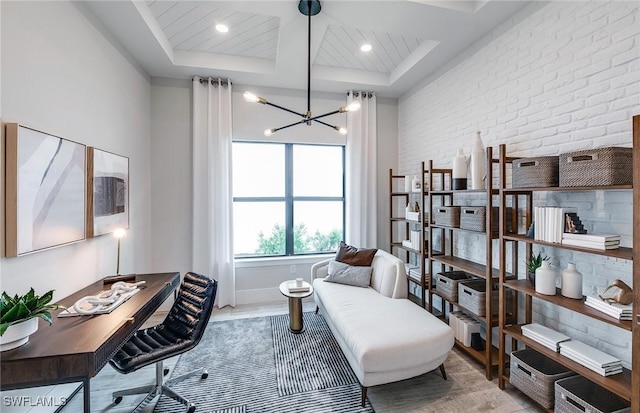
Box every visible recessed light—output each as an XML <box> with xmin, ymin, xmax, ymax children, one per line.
<box><xmin>215</xmin><ymin>24</ymin><xmax>229</xmax><ymax>33</ymax></box>
<box><xmin>360</xmin><ymin>44</ymin><xmax>372</xmax><ymax>52</ymax></box>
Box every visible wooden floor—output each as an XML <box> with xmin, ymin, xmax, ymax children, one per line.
<box><xmin>1</xmin><ymin>298</ymin><xmax>544</xmax><ymax>412</ymax></box>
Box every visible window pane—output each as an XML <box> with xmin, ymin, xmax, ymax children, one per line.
<box><xmin>233</xmin><ymin>142</ymin><xmax>284</xmax><ymax>197</ymax></box>
<box><xmin>293</xmin><ymin>145</ymin><xmax>343</xmax><ymax>197</ymax></box>
<box><xmin>233</xmin><ymin>202</ymin><xmax>285</xmax><ymax>256</ymax></box>
<box><xmin>293</xmin><ymin>201</ymin><xmax>343</xmax><ymax>254</ymax></box>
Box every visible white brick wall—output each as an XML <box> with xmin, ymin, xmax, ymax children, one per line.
<box><xmin>399</xmin><ymin>1</ymin><xmax>639</xmax><ymax>367</ymax></box>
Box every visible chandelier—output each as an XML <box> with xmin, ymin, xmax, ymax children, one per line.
<box><xmin>243</xmin><ymin>0</ymin><xmax>360</xmax><ymax>136</ymax></box>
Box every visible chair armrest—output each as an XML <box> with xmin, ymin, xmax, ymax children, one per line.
<box><xmin>311</xmin><ymin>258</ymin><xmax>332</xmax><ymax>280</ymax></box>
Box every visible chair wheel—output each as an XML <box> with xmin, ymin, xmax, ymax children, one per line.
<box><xmin>187</xmin><ymin>404</ymin><xmax>196</xmax><ymax>413</ymax></box>
<box><xmin>201</xmin><ymin>371</ymin><xmax>208</xmax><ymax>379</ymax></box>
<box><xmin>113</xmin><ymin>396</ymin><xmax>123</xmax><ymax>405</ymax></box>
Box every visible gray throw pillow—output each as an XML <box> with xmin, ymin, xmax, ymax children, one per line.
<box><xmin>325</xmin><ymin>260</ymin><xmax>372</xmax><ymax>288</ymax></box>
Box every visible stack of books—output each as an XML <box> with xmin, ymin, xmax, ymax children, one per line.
<box><xmin>584</xmin><ymin>295</ymin><xmax>633</xmax><ymax>320</ymax></box>
<box><xmin>559</xmin><ymin>341</ymin><xmax>623</xmax><ymax>376</ymax></box>
<box><xmin>287</xmin><ymin>281</ymin><xmax>310</xmax><ymax>293</ymax></box>
<box><xmin>521</xmin><ymin>323</ymin><xmax>571</xmax><ymax>352</ymax></box>
<box><xmin>561</xmin><ymin>233</ymin><xmax>620</xmax><ymax>250</ymax></box>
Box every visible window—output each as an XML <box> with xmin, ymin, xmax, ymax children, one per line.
<box><xmin>232</xmin><ymin>142</ymin><xmax>344</xmax><ymax>258</ymax></box>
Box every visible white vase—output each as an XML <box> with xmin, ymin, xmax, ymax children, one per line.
<box><xmin>470</xmin><ymin>131</ymin><xmax>486</xmax><ymax>190</ymax></box>
<box><xmin>561</xmin><ymin>263</ymin><xmax>583</xmax><ymax>299</ymax></box>
<box><xmin>0</xmin><ymin>318</ymin><xmax>38</xmax><ymax>352</ymax></box>
<box><xmin>452</xmin><ymin>149</ymin><xmax>468</xmax><ymax>190</ymax></box>
<box><xmin>535</xmin><ymin>260</ymin><xmax>557</xmax><ymax>295</ymax></box>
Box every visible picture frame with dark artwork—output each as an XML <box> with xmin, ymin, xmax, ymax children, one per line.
<box><xmin>5</xmin><ymin>123</ymin><xmax>86</xmax><ymax>257</ymax></box>
<box><xmin>86</xmin><ymin>147</ymin><xmax>129</xmax><ymax>238</ymax></box>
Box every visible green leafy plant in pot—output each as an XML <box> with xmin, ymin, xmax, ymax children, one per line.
<box><xmin>0</xmin><ymin>288</ymin><xmax>62</xmax><ymax>351</ymax></box>
<box><xmin>526</xmin><ymin>252</ymin><xmax>549</xmax><ymax>287</ymax></box>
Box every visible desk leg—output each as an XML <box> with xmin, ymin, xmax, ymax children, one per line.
<box><xmin>288</xmin><ymin>297</ymin><xmax>304</xmax><ymax>333</ymax></box>
<box><xmin>83</xmin><ymin>378</ymin><xmax>90</xmax><ymax>413</ymax></box>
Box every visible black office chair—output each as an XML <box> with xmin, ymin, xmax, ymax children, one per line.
<box><xmin>109</xmin><ymin>272</ymin><xmax>217</xmax><ymax>413</ymax></box>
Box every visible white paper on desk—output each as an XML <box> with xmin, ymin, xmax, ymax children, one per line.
<box><xmin>58</xmin><ymin>288</ymin><xmax>140</xmax><ymax>317</ymax></box>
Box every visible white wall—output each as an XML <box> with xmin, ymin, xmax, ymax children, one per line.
<box><xmin>0</xmin><ymin>1</ymin><xmax>152</xmax><ymax>301</ymax></box>
<box><xmin>398</xmin><ymin>1</ymin><xmax>639</xmax><ymax>366</ymax></box>
<box><xmin>150</xmin><ymin>80</ymin><xmax>398</xmax><ymax>303</ymax></box>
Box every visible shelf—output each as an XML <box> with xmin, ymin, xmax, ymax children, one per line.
<box><xmin>391</xmin><ymin>217</ymin><xmax>426</xmax><ymax>225</ymax></box>
<box><xmin>502</xmin><ymin>185</ymin><xmax>632</xmax><ymax>193</ymax></box>
<box><xmin>431</xmin><ymin>255</ymin><xmax>500</xmax><ymax>279</ymax></box>
<box><xmin>503</xmin><ymin>279</ymin><xmax>632</xmax><ymax>331</ymax></box>
<box><xmin>391</xmin><ymin>191</ymin><xmax>426</xmax><ymax>196</ymax></box>
<box><xmin>430</xmin><ymin>188</ymin><xmax>500</xmax><ymax>195</ymax></box>
<box><xmin>503</xmin><ymin>234</ymin><xmax>633</xmax><ymax>260</ymax></box>
<box><xmin>503</xmin><ymin>324</ymin><xmax>632</xmax><ymax>401</ymax></box>
<box><xmin>391</xmin><ymin>242</ymin><xmax>421</xmax><ymax>254</ymax></box>
<box><xmin>455</xmin><ymin>339</ymin><xmax>501</xmax><ymax>367</ymax></box>
<box><xmin>430</xmin><ymin>224</ymin><xmax>499</xmax><ymax>239</ymax></box>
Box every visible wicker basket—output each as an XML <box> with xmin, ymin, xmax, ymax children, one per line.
<box><xmin>510</xmin><ymin>349</ymin><xmax>576</xmax><ymax>409</ymax></box>
<box><xmin>555</xmin><ymin>375</ymin><xmax>631</xmax><ymax>413</ymax></box>
<box><xmin>513</xmin><ymin>156</ymin><xmax>559</xmax><ymax>188</ymax></box>
<box><xmin>433</xmin><ymin>206</ymin><xmax>461</xmax><ymax>228</ymax></box>
<box><xmin>559</xmin><ymin>147</ymin><xmax>633</xmax><ymax>187</ymax></box>
<box><xmin>459</xmin><ymin>207</ymin><xmax>487</xmax><ymax>232</ymax></box>
<box><xmin>458</xmin><ymin>279</ymin><xmax>511</xmax><ymax>317</ymax></box>
<box><xmin>434</xmin><ymin>271</ymin><xmax>473</xmax><ymax>302</ymax></box>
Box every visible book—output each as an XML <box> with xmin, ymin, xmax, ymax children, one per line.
<box><xmin>521</xmin><ymin>323</ymin><xmax>571</xmax><ymax>351</ymax></box>
<box><xmin>562</xmin><ymin>233</ymin><xmax>621</xmax><ymax>242</ymax></box>
<box><xmin>585</xmin><ymin>296</ymin><xmax>632</xmax><ymax>320</ymax></box>
<box><xmin>559</xmin><ymin>340</ymin><xmax>621</xmax><ymax>368</ymax></box>
<box><xmin>58</xmin><ymin>288</ymin><xmax>140</xmax><ymax>317</ymax></box>
<box><xmin>287</xmin><ymin>282</ymin><xmax>310</xmax><ymax>293</ymax></box>
<box><xmin>561</xmin><ymin>238</ymin><xmax>620</xmax><ymax>250</ymax></box>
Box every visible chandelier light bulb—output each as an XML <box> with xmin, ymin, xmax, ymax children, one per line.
<box><xmin>264</xmin><ymin>129</ymin><xmax>274</xmax><ymax>137</ymax></box>
<box><xmin>346</xmin><ymin>101</ymin><xmax>361</xmax><ymax>112</ymax></box>
<box><xmin>338</xmin><ymin>127</ymin><xmax>348</xmax><ymax>135</ymax></box>
<box><xmin>215</xmin><ymin>24</ymin><xmax>229</xmax><ymax>33</ymax></box>
<box><xmin>243</xmin><ymin>91</ymin><xmax>259</xmax><ymax>103</ymax></box>
<box><xmin>360</xmin><ymin>44</ymin><xmax>372</xmax><ymax>52</ymax></box>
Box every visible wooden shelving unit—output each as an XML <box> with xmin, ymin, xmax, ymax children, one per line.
<box><xmin>388</xmin><ymin>165</ymin><xmax>429</xmax><ymax>307</ymax></box>
<box><xmin>426</xmin><ymin>148</ymin><xmax>505</xmax><ymax>380</ymax></box>
<box><xmin>497</xmin><ymin>121</ymin><xmax>639</xmax><ymax>412</ymax></box>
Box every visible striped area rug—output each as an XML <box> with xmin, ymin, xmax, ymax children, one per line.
<box><xmin>153</xmin><ymin>312</ymin><xmax>373</xmax><ymax>413</ymax></box>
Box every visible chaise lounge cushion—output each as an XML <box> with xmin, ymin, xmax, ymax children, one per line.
<box><xmin>313</xmin><ymin>279</ymin><xmax>453</xmax><ymax>377</ymax></box>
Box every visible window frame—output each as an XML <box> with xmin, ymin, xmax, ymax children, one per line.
<box><xmin>232</xmin><ymin>141</ymin><xmax>345</xmax><ymax>258</ymax></box>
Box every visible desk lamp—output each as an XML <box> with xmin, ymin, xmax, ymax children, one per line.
<box><xmin>103</xmin><ymin>228</ymin><xmax>135</xmax><ymax>284</ymax></box>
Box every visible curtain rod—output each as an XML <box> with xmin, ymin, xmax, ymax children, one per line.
<box><xmin>195</xmin><ymin>77</ymin><xmax>232</xmax><ymax>87</ymax></box>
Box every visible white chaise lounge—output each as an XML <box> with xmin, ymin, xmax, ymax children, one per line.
<box><xmin>312</xmin><ymin>248</ymin><xmax>455</xmax><ymax>406</ymax></box>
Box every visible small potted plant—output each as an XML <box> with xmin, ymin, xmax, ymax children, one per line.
<box><xmin>0</xmin><ymin>288</ymin><xmax>62</xmax><ymax>351</ymax></box>
<box><xmin>526</xmin><ymin>252</ymin><xmax>549</xmax><ymax>287</ymax></box>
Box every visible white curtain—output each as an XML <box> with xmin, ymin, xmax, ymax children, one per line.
<box><xmin>345</xmin><ymin>91</ymin><xmax>377</xmax><ymax>248</ymax></box>
<box><xmin>192</xmin><ymin>77</ymin><xmax>235</xmax><ymax>308</ymax></box>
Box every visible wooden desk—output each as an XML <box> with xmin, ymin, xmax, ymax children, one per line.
<box><xmin>0</xmin><ymin>272</ymin><xmax>180</xmax><ymax>413</ymax></box>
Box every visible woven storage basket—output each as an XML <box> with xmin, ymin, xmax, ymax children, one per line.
<box><xmin>559</xmin><ymin>147</ymin><xmax>633</xmax><ymax>187</ymax></box>
<box><xmin>555</xmin><ymin>375</ymin><xmax>631</xmax><ymax>413</ymax></box>
<box><xmin>434</xmin><ymin>271</ymin><xmax>472</xmax><ymax>302</ymax></box>
<box><xmin>458</xmin><ymin>279</ymin><xmax>511</xmax><ymax>317</ymax></box>
<box><xmin>510</xmin><ymin>349</ymin><xmax>576</xmax><ymax>409</ymax></box>
<box><xmin>433</xmin><ymin>206</ymin><xmax>461</xmax><ymax>228</ymax></box>
<box><xmin>513</xmin><ymin>156</ymin><xmax>559</xmax><ymax>188</ymax></box>
<box><xmin>459</xmin><ymin>206</ymin><xmax>487</xmax><ymax>232</ymax></box>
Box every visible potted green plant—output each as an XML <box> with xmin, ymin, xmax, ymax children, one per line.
<box><xmin>0</xmin><ymin>288</ymin><xmax>62</xmax><ymax>351</ymax></box>
<box><xmin>526</xmin><ymin>252</ymin><xmax>550</xmax><ymax>287</ymax></box>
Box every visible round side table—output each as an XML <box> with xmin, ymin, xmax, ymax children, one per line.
<box><xmin>279</xmin><ymin>280</ymin><xmax>314</xmax><ymax>333</ymax></box>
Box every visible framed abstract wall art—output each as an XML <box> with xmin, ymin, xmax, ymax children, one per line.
<box><xmin>5</xmin><ymin>123</ymin><xmax>86</xmax><ymax>257</ymax></box>
<box><xmin>86</xmin><ymin>147</ymin><xmax>129</xmax><ymax>238</ymax></box>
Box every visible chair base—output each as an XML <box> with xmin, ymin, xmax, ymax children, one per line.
<box><xmin>113</xmin><ymin>360</ymin><xmax>208</xmax><ymax>413</ymax></box>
